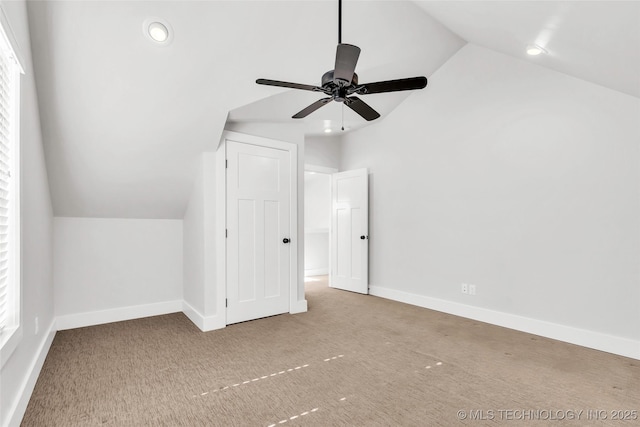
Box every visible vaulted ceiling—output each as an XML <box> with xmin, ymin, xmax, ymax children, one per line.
<box><xmin>26</xmin><ymin>1</ymin><xmax>640</xmax><ymax>219</ymax></box>
<box><xmin>416</xmin><ymin>1</ymin><xmax>640</xmax><ymax>98</ymax></box>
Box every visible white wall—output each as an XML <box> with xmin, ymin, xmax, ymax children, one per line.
<box><xmin>54</xmin><ymin>218</ymin><xmax>183</xmax><ymax>329</ymax></box>
<box><xmin>0</xmin><ymin>1</ymin><xmax>55</xmax><ymax>426</ymax></box>
<box><xmin>304</xmin><ymin>172</ymin><xmax>331</xmax><ymax>231</ymax></box>
<box><xmin>304</xmin><ymin>172</ymin><xmax>331</xmax><ymax>276</ymax></box>
<box><xmin>305</xmin><ymin>135</ymin><xmax>341</xmax><ymax>169</ymax></box>
<box><xmin>183</xmin><ymin>157</ymin><xmax>205</xmax><ymax>316</ymax></box>
<box><xmin>182</xmin><ymin>152</ymin><xmax>220</xmax><ymax>331</ymax></box>
<box><xmin>339</xmin><ymin>44</ymin><xmax>640</xmax><ymax>358</ymax></box>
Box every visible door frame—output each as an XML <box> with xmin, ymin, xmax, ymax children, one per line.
<box><xmin>217</xmin><ymin>131</ymin><xmax>301</xmax><ymax>325</ymax></box>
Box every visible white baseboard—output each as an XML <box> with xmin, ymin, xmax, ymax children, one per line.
<box><xmin>369</xmin><ymin>286</ymin><xmax>640</xmax><ymax>360</ymax></box>
<box><xmin>290</xmin><ymin>299</ymin><xmax>308</xmax><ymax>314</ymax></box>
<box><xmin>56</xmin><ymin>300</ymin><xmax>182</xmax><ymax>331</ymax></box>
<box><xmin>182</xmin><ymin>300</ymin><xmax>225</xmax><ymax>332</ymax></box>
<box><xmin>182</xmin><ymin>300</ymin><xmax>204</xmax><ymax>330</ymax></box>
<box><xmin>7</xmin><ymin>320</ymin><xmax>56</xmax><ymax>427</ymax></box>
<box><xmin>183</xmin><ymin>299</ymin><xmax>307</xmax><ymax>330</ymax></box>
<box><xmin>305</xmin><ymin>268</ymin><xmax>328</xmax><ymax>277</ymax></box>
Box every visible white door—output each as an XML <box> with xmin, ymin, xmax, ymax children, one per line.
<box><xmin>226</xmin><ymin>140</ymin><xmax>291</xmax><ymax>324</ymax></box>
<box><xmin>330</xmin><ymin>169</ymin><xmax>368</xmax><ymax>294</ymax></box>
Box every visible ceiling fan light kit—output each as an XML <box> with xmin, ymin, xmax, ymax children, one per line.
<box><xmin>256</xmin><ymin>0</ymin><xmax>428</xmax><ymax>122</ymax></box>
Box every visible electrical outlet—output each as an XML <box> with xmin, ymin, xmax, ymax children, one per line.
<box><xmin>35</xmin><ymin>316</ymin><xmax>39</xmax><ymax>335</ymax></box>
<box><xmin>469</xmin><ymin>284</ymin><xmax>476</xmax><ymax>295</ymax></box>
<box><xmin>461</xmin><ymin>283</ymin><xmax>468</xmax><ymax>294</ymax></box>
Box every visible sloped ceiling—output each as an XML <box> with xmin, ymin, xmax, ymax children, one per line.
<box><xmin>27</xmin><ymin>0</ymin><xmax>463</xmax><ymax>219</ymax></box>
<box><xmin>415</xmin><ymin>1</ymin><xmax>640</xmax><ymax>98</ymax></box>
<box><xmin>27</xmin><ymin>1</ymin><xmax>640</xmax><ymax>219</ymax></box>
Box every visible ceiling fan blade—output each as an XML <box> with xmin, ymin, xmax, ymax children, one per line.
<box><xmin>292</xmin><ymin>97</ymin><xmax>333</xmax><ymax>119</ymax></box>
<box><xmin>333</xmin><ymin>44</ymin><xmax>361</xmax><ymax>86</ymax></box>
<box><xmin>354</xmin><ymin>76</ymin><xmax>428</xmax><ymax>95</ymax></box>
<box><xmin>256</xmin><ymin>79</ymin><xmax>322</xmax><ymax>92</ymax></box>
<box><xmin>344</xmin><ymin>96</ymin><xmax>380</xmax><ymax>121</ymax></box>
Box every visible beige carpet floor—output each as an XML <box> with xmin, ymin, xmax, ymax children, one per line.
<box><xmin>23</xmin><ymin>277</ymin><xmax>639</xmax><ymax>426</ymax></box>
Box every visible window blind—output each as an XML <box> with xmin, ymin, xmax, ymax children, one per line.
<box><xmin>0</xmin><ymin>38</ymin><xmax>15</xmax><ymax>334</ymax></box>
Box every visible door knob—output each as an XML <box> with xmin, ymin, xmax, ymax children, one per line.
<box><xmin>360</xmin><ymin>235</ymin><xmax>366</xmax><ymax>240</ymax></box>
<box><xmin>283</xmin><ymin>238</ymin><xmax>290</xmax><ymax>244</ymax></box>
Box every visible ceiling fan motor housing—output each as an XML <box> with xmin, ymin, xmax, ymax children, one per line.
<box><xmin>322</xmin><ymin>70</ymin><xmax>358</xmax><ymax>88</ymax></box>
<box><xmin>322</xmin><ymin>70</ymin><xmax>358</xmax><ymax>102</ymax></box>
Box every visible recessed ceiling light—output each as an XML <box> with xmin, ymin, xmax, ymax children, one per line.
<box><xmin>148</xmin><ymin>22</ymin><xmax>168</xmax><ymax>42</ymax></box>
<box><xmin>526</xmin><ymin>45</ymin><xmax>546</xmax><ymax>56</ymax></box>
<box><xmin>324</xmin><ymin>128</ymin><xmax>332</xmax><ymax>133</ymax></box>
<box><xmin>143</xmin><ymin>18</ymin><xmax>173</xmax><ymax>45</ymax></box>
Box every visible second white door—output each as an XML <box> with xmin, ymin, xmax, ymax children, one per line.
<box><xmin>226</xmin><ymin>140</ymin><xmax>291</xmax><ymax>324</ymax></box>
<box><xmin>330</xmin><ymin>168</ymin><xmax>369</xmax><ymax>294</ymax></box>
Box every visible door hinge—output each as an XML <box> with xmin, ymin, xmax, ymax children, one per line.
<box><xmin>225</xmin><ymin>229</ymin><xmax>228</xmax><ymax>238</ymax></box>
<box><xmin>225</xmin><ymin>159</ymin><xmax>228</xmax><ymax>168</ymax></box>
<box><xmin>225</xmin><ymin>299</ymin><xmax>228</xmax><ymax>307</ymax></box>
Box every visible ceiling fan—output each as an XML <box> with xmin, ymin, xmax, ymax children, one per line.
<box><xmin>256</xmin><ymin>0</ymin><xmax>428</xmax><ymax>122</ymax></box>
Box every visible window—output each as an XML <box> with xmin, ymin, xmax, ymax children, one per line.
<box><xmin>0</xmin><ymin>8</ymin><xmax>23</xmax><ymax>360</ymax></box>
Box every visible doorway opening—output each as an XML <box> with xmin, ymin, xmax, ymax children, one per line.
<box><xmin>304</xmin><ymin>165</ymin><xmax>336</xmax><ymax>286</ymax></box>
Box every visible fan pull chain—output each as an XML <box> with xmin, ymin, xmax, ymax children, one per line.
<box><xmin>341</xmin><ymin>104</ymin><xmax>345</xmax><ymax>131</ymax></box>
